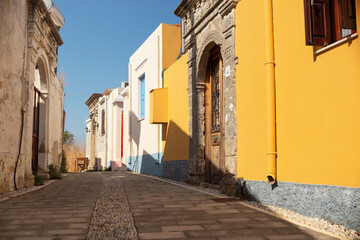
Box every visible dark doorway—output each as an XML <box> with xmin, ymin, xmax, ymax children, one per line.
<box><xmin>32</xmin><ymin>88</ymin><xmax>41</xmax><ymax>172</ymax></box>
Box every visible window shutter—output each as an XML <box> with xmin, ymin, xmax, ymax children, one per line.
<box><xmin>304</xmin><ymin>0</ymin><xmax>332</xmax><ymax>46</ymax></box>
<box><xmin>340</xmin><ymin>0</ymin><xmax>357</xmax><ymax>30</ymax></box>
<box><xmin>140</xmin><ymin>77</ymin><xmax>145</xmax><ymax>119</ymax></box>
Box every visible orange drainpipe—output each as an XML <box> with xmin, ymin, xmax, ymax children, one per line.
<box><xmin>264</xmin><ymin>0</ymin><xmax>277</xmax><ymax>184</ymax></box>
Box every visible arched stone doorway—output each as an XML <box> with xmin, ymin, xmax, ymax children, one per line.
<box><xmin>175</xmin><ymin>0</ymin><xmax>238</xmax><ymax>194</ymax></box>
<box><xmin>32</xmin><ymin>57</ymin><xmax>49</xmax><ymax>172</ymax></box>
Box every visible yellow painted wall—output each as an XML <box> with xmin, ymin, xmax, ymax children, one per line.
<box><xmin>163</xmin><ymin>53</ymin><xmax>189</xmax><ymax>161</ymax></box>
<box><xmin>235</xmin><ymin>0</ymin><xmax>360</xmax><ymax>187</ymax></box>
<box><xmin>150</xmin><ymin>88</ymin><xmax>168</xmax><ymax>124</ymax></box>
<box><xmin>162</xmin><ymin>23</ymin><xmax>182</xmax><ymax>71</ymax></box>
<box><xmin>235</xmin><ymin>0</ymin><xmax>267</xmax><ymax>182</ymax></box>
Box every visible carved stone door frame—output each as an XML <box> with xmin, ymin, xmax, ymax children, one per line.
<box><xmin>175</xmin><ymin>0</ymin><xmax>239</xmax><ymax>187</ymax></box>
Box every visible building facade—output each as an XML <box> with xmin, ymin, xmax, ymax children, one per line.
<box><xmin>175</xmin><ymin>0</ymin><xmax>239</xmax><ymax>193</ymax></box>
<box><xmin>120</xmin><ymin>86</ymin><xmax>130</xmax><ymax>168</ymax></box>
<box><xmin>175</xmin><ymin>0</ymin><xmax>360</xmax><ymax>232</ymax></box>
<box><xmin>0</xmin><ymin>0</ymin><xmax>65</xmax><ymax>193</ymax></box>
<box><xmin>85</xmin><ymin>93</ymin><xmax>102</xmax><ymax>170</ymax></box>
<box><xmin>85</xmin><ymin>83</ymin><xmax>127</xmax><ymax>171</ymax></box>
<box><xmin>150</xmin><ymin>53</ymin><xmax>190</xmax><ymax>181</ymax></box>
<box><xmin>127</xmin><ymin>23</ymin><xmax>181</xmax><ymax>176</ymax></box>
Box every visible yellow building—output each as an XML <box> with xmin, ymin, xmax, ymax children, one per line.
<box><xmin>150</xmin><ymin>52</ymin><xmax>189</xmax><ymax>181</ymax></box>
<box><xmin>175</xmin><ymin>0</ymin><xmax>359</xmax><ymax>232</ymax></box>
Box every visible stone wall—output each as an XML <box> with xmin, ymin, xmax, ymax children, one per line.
<box><xmin>163</xmin><ymin>160</ymin><xmax>189</xmax><ymax>182</ymax></box>
<box><xmin>242</xmin><ymin>180</ymin><xmax>360</xmax><ymax>232</ymax></box>
<box><xmin>175</xmin><ymin>0</ymin><xmax>239</xmax><ymax>190</ymax></box>
<box><xmin>0</xmin><ymin>0</ymin><xmax>30</xmax><ymax>193</ymax></box>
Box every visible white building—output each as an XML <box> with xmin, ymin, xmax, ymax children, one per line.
<box><xmin>127</xmin><ymin>23</ymin><xmax>181</xmax><ymax>176</ymax></box>
<box><xmin>85</xmin><ymin>82</ymin><xmax>128</xmax><ymax>171</ymax></box>
<box><xmin>120</xmin><ymin>86</ymin><xmax>130</xmax><ymax>168</ymax></box>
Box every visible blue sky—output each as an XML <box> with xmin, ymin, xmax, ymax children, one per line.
<box><xmin>56</xmin><ymin>0</ymin><xmax>181</xmax><ymax>142</ymax></box>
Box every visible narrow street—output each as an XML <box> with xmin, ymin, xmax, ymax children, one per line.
<box><xmin>0</xmin><ymin>172</ymin><xmax>339</xmax><ymax>240</ymax></box>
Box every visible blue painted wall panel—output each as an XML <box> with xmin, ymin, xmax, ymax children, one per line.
<box><xmin>128</xmin><ymin>152</ymin><xmax>163</xmax><ymax>177</ymax></box>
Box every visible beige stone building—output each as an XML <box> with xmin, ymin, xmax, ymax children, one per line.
<box><xmin>85</xmin><ymin>83</ymin><xmax>128</xmax><ymax>171</ymax></box>
<box><xmin>85</xmin><ymin>93</ymin><xmax>102</xmax><ymax>170</ymax></box>
<box><xmin>0</xmin><ymin>0</ymin><xmax>65</xmax><ymax>193</ymax></box>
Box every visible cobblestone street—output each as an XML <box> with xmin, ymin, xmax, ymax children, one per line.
<box><xmin>0</xmin><ymin>172</ymin><xmax>339</xmax><ymax>240</ymax></box>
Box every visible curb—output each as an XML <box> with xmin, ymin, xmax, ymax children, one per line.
<box><xmin>0</xmin><ymin>174</ymin><xmax>69</xmax><ymax>202</ymax></box>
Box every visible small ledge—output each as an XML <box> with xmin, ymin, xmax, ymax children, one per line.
<box><xmin>315</xmin><ymin>33</ymin><xmax>358</xmax><ymax>55</ymax></box>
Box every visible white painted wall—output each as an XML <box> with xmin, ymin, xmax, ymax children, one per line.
<box><xmin>93</xmin><ymin>86</ymin><xmax>126</xmax><ymax>170</ymax></box>
<box><xmin>121</xmin><ymin>86</ymin><xmax>130</xmax><ymax>167</ymax></box>
<box><xmin>128</xmin><ymin>24</ymin><xmax>164</xmax><ymax>163</ymax></box>
<box><xmin>96</xmin><ymin>96</ymin><xmax>106</xmax><ymax>169</ymax></box>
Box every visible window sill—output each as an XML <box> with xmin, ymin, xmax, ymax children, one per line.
<box><xmin>315</xmin><ymin>33</ymin><xmax>358</xmax><ymax>55</ymax></box>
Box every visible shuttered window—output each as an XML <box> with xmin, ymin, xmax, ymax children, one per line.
<box><xmin>341</xmin><ymin>0</ymin><xmax>357</xmax><ymax>30</ymax></box>
<box><xmin>140</xmin><ymin>75</ymin><xmax>145</xmax><ymax>119</ymax></box>
<box><xmin>304</xmin><ymin>0</ymin><xmax>357</xmax><ymax>46</ymax></box>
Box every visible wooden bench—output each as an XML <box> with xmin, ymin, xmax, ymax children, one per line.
<box><xmin>75</xmin><ymin>157</ymin><xmax>89</xmax><ymax>172</ymax></box>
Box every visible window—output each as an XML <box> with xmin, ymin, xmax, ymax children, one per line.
<box><xmin>211</xmin><ymin>57</ymin><xmax>221</xmax><ymax>132</ymax></box>
<box><xmin>304</xmin><ymin>0</ymin><xmax>357</xmax><ymax>46</ymax></box>
<box><xmin>101</xmin><ymin>109</ymin><xmax>105</xmax><ymax>135</ymax></box>
<box><xmin>139</xmin><ymin>75</ymin><xmax>145</xmax><ymax>119</ymax></box>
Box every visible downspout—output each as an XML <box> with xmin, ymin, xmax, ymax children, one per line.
<box><xmin>264</xmin><ymin>0</ymin><xmax>277</xmax><ymax>184</ymax></box>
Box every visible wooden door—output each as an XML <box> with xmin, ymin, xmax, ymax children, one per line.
<box><xmin>32</xmin><ymin>88</ymin><xmax>40</xmax><ymax>172</ymax></box>
<box><xmin>205</xmin><ymin>47</ymin><xmax>224</xmax><ymax>184</ymax></box>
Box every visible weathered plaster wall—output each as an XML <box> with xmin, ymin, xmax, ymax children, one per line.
<box><xmin>85</xmin><ymin>95</ymin><xmax>101</xmax><ymax>170</ymax></box>
<box><xmin>0</xmin><ymin>0</ymin><xmax>64</xmax><ymax>193</ymax></box>
<box><xmin>47</xmin><ymin>75</ymin><xmax>64</xmax><ymax>167</ymax></box>
<box><xmin>0</xmin><ymin>0</ymin><xmax>29</xmax><ymax>193</ymax></box>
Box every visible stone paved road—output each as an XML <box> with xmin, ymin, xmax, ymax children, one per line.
<box><xmin>0</xmin><ymin>172</ymin><xmax>339</xmax><ymax>240</ymax></box>
<box><xmin>121</xmin><ymin>172</ymin><xmax>339</xmax><ymax>240</ymax></box>
<box><xmin>0</xmin><ymin>173</ymin><xmax>102</xmax><ymax>240</ymax></box>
